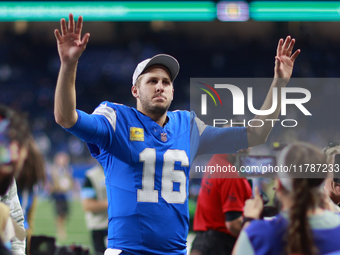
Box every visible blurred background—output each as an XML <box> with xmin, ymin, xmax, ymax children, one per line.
<box><xmin>2</xmin><ymin>0</ymin><xmax>340</xmax><ymax>253</ymax></box>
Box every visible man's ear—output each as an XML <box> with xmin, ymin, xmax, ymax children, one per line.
<box><xmin>131</xmin><ymin>85</ymin><xmax>139</xmax><ymax>98</ymax></box>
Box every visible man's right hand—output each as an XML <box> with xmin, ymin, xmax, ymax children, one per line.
<box><xmin>54</xmin><ymin>13</ymin><xmax>90</xmax><ymax>65</ymax></box>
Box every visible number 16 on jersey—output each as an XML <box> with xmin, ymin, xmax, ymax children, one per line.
<box><xmin>137</xmin><ymin>148</ymin><xmax>189</xmax><ymax>204</ymax></box>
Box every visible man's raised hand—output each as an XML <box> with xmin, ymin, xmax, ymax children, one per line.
<box><xmin>274</xmin><ymin>36</ymin><xmax>300</xmax><ymax>83</ymax></box>
<box><xmin>54</xmin><ymin>13</ymin><xmax>90</xmax><ymax>64</ymax></box>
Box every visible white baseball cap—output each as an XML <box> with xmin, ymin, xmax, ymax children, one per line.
<box><xmin>132</xmin><ymin>54</ymin><xmax>180</xmax><ymax>86</ymax></box>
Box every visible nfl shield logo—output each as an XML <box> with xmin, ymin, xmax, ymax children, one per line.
<box><xmin>161</xmin><ymin>133</ymin><xmax>167</xmax><ymax>142</ymax></box>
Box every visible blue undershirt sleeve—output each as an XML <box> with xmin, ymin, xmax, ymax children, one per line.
<box><xmin>198</xmin><ymin>126</ymin><xmax>248</xmax><ymax>155</ymax></box>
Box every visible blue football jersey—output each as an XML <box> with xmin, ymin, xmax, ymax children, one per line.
<box><xmin>66</xmin><ymin>101</ymin><xmax>248</xmax><ymax>254</ymax></box>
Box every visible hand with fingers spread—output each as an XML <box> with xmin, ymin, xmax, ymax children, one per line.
<box><xmin>54</xmin><ymin>13</ymin><xmax>90</xmax><ymax>128</ymax></box>
<box><xmin>243</xmin><ymin>186</ymin><xmax>264</xmax><ymax>220</ymax></box>
<box><xmin>246</xmin><ymin>35</ymin><xmax>301</xmax><ymax>147</ymax></box>
<box><xmin>274</xmin><ymin>35</ymin><xmax>300</xmax><ymax>83</ymax></box>
<box><xmin>54</xmin><ymin>13</ymin><xmax>90</xmax><ymax>64</ymax></box>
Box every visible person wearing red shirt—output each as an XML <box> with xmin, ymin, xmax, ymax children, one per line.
<box><xmin>191</xmin><ymin>151</ymin><xmax>252</xmax><ymax>255</ymax></box>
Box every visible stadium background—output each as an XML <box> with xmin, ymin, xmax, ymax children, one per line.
<box><xmin>2</xmin><ymin>0</ymin><xmax>340</xmax><ymax>253</ymax></box>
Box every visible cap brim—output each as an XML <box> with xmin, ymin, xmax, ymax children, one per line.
<box><xmin>142</xmin><ymin>54</ymin><xmax>179</xmax><ymax>82</ymax></box>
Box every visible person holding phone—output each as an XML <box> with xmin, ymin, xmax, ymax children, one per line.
<box><xmin>191</xmin><ymin>150</ymin><xmax>252</xmax><ymax>255</ymax></box>
<box><xmin>0</xmin><ymin>105</ymin><xmax>31</xmax><ymax>255</ymax></box>
<box><xmin>233</xmin><ymin>142</ymin><xmax>340</xmax><ymax>255</ymax></box>
<box><xmin>191</xmin><ymin>121</ymin><xmax>252</xmax><ymax>255</ymax></box>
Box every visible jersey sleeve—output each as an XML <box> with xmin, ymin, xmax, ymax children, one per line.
<box><xmin>190</xmin><ymin>112</ymin><xmax>248</xmax><ymax>157</ymax></box>
<box><xmin>199</xmin><ymin>125</ymin><xmax>248</xmax><ymax>155</ymax></box>
<box><xmin>65</xmin><ymin>102</ymin><xmax>117</xmax><ymax>152</ymax></box>
<box><xmin>220</xmin><ymin>179</ymin><xmax>248</xmax><ymax>213</ymax></box>
<box><xmin>81</xmin><ymin>176</ymin><xmax>97</xmax><ymax>200</ymax></box>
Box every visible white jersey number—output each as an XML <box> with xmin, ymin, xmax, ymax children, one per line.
<box><xmin>137</xmin><ymin>148</ymin><xmax>189</xmax><ymax>204</ymax></box>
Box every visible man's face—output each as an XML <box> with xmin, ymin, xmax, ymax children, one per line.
<box><xmin>324</xmin><ymin>146</ymin><xmax>340</xmax><ymax>202</ymax></box>
<box><xmin>132</xmin><ymin>65</ymin><xmax>174</xmax><ymax>116</ymax></box>
<box><xmin>325</xmin><ymin>176</ymin><xmax>340</xmax><ymax>205</ymax></box>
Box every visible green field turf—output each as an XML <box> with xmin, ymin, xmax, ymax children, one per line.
<box><xmin>33</xmin><ymin>198</ymin><xmax>195</xmax><ymax>254</ymax></box>
<box><xmin>33</xmin><ymin>198</ymin><xmax>92</xmax><ymax>250</ymax></box>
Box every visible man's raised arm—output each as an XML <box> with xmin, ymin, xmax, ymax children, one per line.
<box><xmin>247</xmin><ymin>36</ymin><xmax>300</xmax><ymax>147</ymax></box>
<box><xmin>54</xmin><ymin>13</ymin><xmax>90</xmax><ymax>128</ymax></box>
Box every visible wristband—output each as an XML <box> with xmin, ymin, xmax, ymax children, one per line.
<box><xmin>242</xmin><ymin>217</ymin><xmax>255</xmax><ymax>227</ymax></box>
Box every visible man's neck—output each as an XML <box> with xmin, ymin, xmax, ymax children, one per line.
<box><xmin>153</xmin><ymin>114</ymin><xmax>168</xmax><ymax>127</ymax></box>
<box><xmin>138</xmin><ymin>109</ymin><xmax>168</xmax><ymax>127</ymax></box>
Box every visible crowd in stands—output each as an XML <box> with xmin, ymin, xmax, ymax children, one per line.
<box><xmin>1</xmin><ymin>25</ymin><xmax>340</xmax><ymax>161</ymax></box>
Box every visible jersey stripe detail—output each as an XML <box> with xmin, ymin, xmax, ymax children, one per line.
<box><xmin>93</xmin><ymin>104</ymin><xmax>117</xmax><ymax>131</ymax></box>
<box><xmin>195</xmin><ymin>117</ymin><xmax>207</xmax><ymax>136</ymax></box>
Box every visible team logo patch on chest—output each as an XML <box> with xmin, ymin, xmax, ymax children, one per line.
<box><xmin>130</xmin><ymin>127</ymin><xmax>144</xmax><ymax>141</ymax></box>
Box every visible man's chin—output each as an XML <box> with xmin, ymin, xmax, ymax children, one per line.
<box><xmin>149</xmin><ymin>104</ymin><xmax>170</xmax><ymax>115</ymax></box>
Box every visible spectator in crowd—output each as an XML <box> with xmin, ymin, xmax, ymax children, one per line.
<box><xmin>50</xmin><ymin>151</ymin><xmax>73</xmax><ymax>241</ymax></box>
<box><xmin>0</xmin><ymin>201</ymin><xmax>16</xmax><ymax>255</ymax></box>
<box><xmin>233</xmin><ymin>141</ymin><xmax>340</xmax><ymax>255</ymax></box>
<box><xmin>0</xmin><ymin>202</ymin><xmax>26</xmax><ymax>255</ymax></box>
<box><xmin>191</xmin><ymin>151</ymin><xmax>252</xmax><ymax>255</ymax></box>
<box><xmin>0</xmin><ymin>105</ymin><xmax>31</xmax><ymax>255</ymax></box>
<box><xmin>16</xmin><ymin>136</ymin><xmax>46</xmax><ymax>253</ymax></box>
<box><xmin>323</xmin><ymin>141</ymin><xmax>340</xmax><ymax>213</ymax></box>
<box><xmin>81</xmin><ymin>164</ymin><xmax>108</xmax><ymax>255</ymax></box>
<box><xmin>191</xmin><ymin>123</ymin><xmax>252</xmax><ymax>255</ymax></box>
